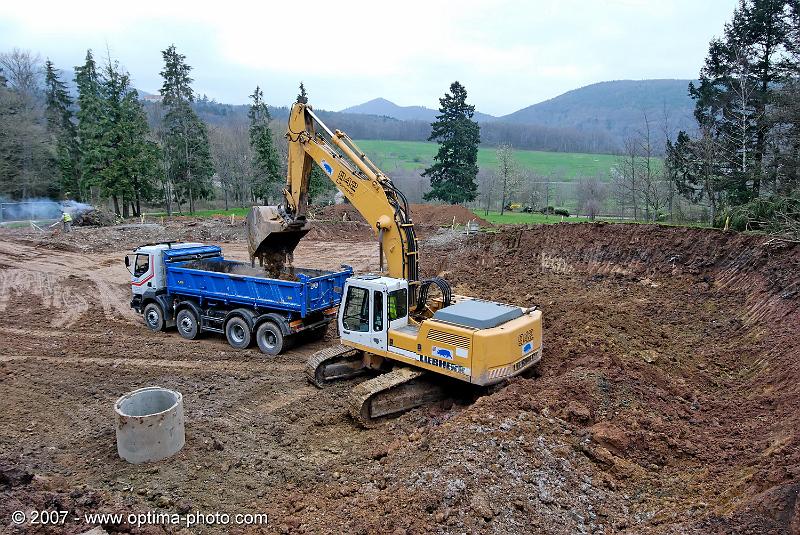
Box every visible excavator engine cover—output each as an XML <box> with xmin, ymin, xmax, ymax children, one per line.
<box><xmin>246</xmin><ymin>206</ymin><xmax>310</xmax><ymax>267</ymax></box>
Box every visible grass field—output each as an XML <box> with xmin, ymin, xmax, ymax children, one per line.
<box><xmin>475</xmin><ymin>210</ymin><xmax>592</xmax><ymax>224</ymax></box>
<box><xmin>475</xmin><ymin>210</ymin><xmax>710</xmax><ymax>228</ymax></box>
<box><xmin>354</xmin><ymin>140</ymin><xmax>622</xmax><ymax>180</ymax></box>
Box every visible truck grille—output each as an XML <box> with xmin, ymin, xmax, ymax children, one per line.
<box><xmin>427</xmin><ymin>329</ymin><xmax>470</xmax><ymax>349</ymax></box>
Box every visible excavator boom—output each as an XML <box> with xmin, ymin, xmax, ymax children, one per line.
<box><xmin>247</xmin><ymin>103</ymin><xmax>419</xmax><ymax>291</ymax></box>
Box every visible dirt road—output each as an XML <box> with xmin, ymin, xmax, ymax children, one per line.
<box><xmin>0</xmin><ymin>220</ymin><xmax>797</xmax><ymax>534</ymax></box>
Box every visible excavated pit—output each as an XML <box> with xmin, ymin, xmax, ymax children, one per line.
<box><xmin>0</xmin><ymin>219</ymin><xmax>797</xmax><ymax>534</ymax></box>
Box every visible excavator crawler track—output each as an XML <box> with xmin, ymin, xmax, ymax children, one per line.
<box><xmin>349</xmin><ymin>366</ymin><xmax>446</xmax><ymax>427</ymax></box>
<box><xmin>306</xmin><ymin>344</ymin><xmax>363</xmax><ymax>387</ymax></box>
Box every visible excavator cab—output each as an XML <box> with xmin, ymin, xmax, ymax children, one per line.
<box><xmin>338</xmin><ymin>276</ymin><xmax>409</xmax><ymax>353</ymax></box>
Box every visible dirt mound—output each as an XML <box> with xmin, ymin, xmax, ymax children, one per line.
<box><xmin>426</xmin><ymin>222</ymin><xmax>800</xmax><ymax>532</ymax></box>
<box><xmin>74</xmin><ymin>208</ymin><xmax>123</xmax><ymax>227</ymax></box>
<box><xmin>315</xmin><ymin>203</ymin><xmax>490</xmax><ymax>227</ymax></box>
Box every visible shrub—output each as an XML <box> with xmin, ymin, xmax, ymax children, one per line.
<box><xmin>715</xmin><ymin>196</ymin><xmax>800</xmax><ymax>234</ymax></box>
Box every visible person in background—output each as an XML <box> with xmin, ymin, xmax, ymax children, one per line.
<box><xmin>61</xmin><ymin>211</ymin><xmax>73</xmax><ymax>233</ymax></box>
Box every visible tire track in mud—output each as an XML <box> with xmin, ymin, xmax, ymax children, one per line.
<box><xmin>257</xmin><ymin>385</ymin><xmax>319</xmax><ymax>413</ymax></box>
<box><xmin>0</xmin><ymin>353</ymin><xmax>305</xmax><ymax>373</ymax></box>
<box><xmin>0</xmin><ymin>238</ymin><xmax>132</xmax><ymax>327</ymax></box>
<box><xmin>0</xmin><ymin>270</ymin><xmax>89</xmax><ymax>327</ymax></box>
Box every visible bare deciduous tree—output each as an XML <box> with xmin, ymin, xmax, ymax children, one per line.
<box><xmin>496</xmin><ymin>143</ymin><xmax>522</xmax><ymax>214</ymax></box>
<box><xmin>477</xmin><ymin>168</ymin><xmax>496</xmax><ymax>215</ymax></box>
<box><xmin>612</xmin><ymin>137</ymin><xmax>640</xmax><ymax>220</ymax></box>
<box><xmin>576</xmin><ymin>176</ymin><xmax>607</xmax><ymax>220</ymax></box>
<box><xmin>0</xmin><ymin>48</ymin><xmax>43</xmax><ymax>105</ymax></box>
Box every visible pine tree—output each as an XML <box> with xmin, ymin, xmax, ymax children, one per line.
<box><xmin>75</xmin><ymin>50</ymin><xmax>106</xmax><ymax>198</ymax></box>
<box><xmin>423</xmin><ymin>81</ymin><xmax>480</xmax><ymax>204</ymax></box>
<box><xmin>297</xmin><ymin>82</ymin><xmax>308</xmax><ymax>104</ymax></box>
<box><xmin>248</xmin><ymin>85</ymin><xmax>282</xmax><ymax>203</ymax></box>
<box><xmin>44</xmin><ymin>60</ymin><xmax>80</xmax><ymax>199</ymax></box>
<box><xmin>160</xmin><ymin>45</ymin><xmax>214</xmax><ymax>214</ymax></box>
<box><xmin>688</xmin><ymin>0</ymin><xmax>792</xmax><ymax>203</ymax></box>
<box><xmin>98</xmin><ymin>59</ymin><xmax>161</xmax><ymax>217</ymax></box>
<box><xmin>291</xmin><ymin>82</ymin><xmax>333</xmax><ymax>202</ymax></box>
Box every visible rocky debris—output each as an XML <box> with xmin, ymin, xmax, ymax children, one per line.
<box><xmin>74</xmin><ymin>208</ymin><xmax>123</xmax><ymax>227</ymax></box>
<box><xmin>589</xmin><ymin>421</ymin><xmax>630</xmax><ymax>454</ymax></box>
<box><xmin>0</xmin><ymin>464</ymin><xmax>33</xmax><ymax>488</ymax></box>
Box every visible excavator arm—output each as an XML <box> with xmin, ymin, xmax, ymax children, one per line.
<box><xmin>248</xmin><ymin>102</ymin><xmax>420</xmax><ymax>292</ymax></box>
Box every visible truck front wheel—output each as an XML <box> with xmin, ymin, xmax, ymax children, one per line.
<box><xmin>256</xmin><ymin>322</ymin><xmax>284</xmax><ymax>356</ymax></box>
<box><xmin>225</xmin><ymin>317</ymin><xmax>252</xmax><ymax>350</ymax></box>
<box><xmin>143</xmin><ymin>302</ymin><xmax>164</xmax><ymax>332</ymax></box>
<box><xmin>176</xmin><ymin>308</ymin><xmax>200</xmax><ymax>340</ymax></box>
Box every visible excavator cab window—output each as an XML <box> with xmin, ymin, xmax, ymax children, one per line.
<box><xmin>343</xmin><ymin>286</ymin><xmax>369</xmax><ymax>332</ymax></box>
<box><xmin>388</xmin><ymin>289</ymin><xmax>407</xmax><ymax>321</ymax></box>
<box><xmin>373</xmin><ymin>291</ymin><xmax>383</xmax><ymax>331</ymax></box>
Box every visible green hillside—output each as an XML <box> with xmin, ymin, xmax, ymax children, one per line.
<box><xmin>354</xmin><ymin>140</ymin><xmax>620</xmax><ymax>180</ymax></box>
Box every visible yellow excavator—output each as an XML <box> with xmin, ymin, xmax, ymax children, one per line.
<box><xmin>247</xmin><ymin>99</ymin><xmax>543</xmax><ymax>425</ymax></box>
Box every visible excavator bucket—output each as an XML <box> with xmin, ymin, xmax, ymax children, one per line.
<box><xmin>246</xmin><ymin>206</ymin><xmax>310</xmax><ymax>272</ymax></box>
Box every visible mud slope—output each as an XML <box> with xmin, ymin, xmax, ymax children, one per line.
<box><xmin>431</xmin><ymin>223</ymin><xmax>800</xmax><ymax>533</ymax></box>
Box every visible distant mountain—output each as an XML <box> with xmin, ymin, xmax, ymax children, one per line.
<box><xmin>500</xmin><ymin>79</ymin><xmax>697</xmax><ymax>143</ymax></box>
<box><xmin>341</xmin><ymin>97</ymin><xmax>496</xmax><ymax>123</ymax></box>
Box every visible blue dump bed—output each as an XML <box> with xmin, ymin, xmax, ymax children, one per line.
<box><xmin>162</xmin><ymin>245</ymin><xmax>352</xmax><ymax>317</ymax></box>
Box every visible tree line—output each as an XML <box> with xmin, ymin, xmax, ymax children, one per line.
<box><xmin>0</xmin><ymin>45</ymin><xmax>289</xmax><ymax>215</ymax></box>
<box><xmin>666</xmin><ymin>0</ymin><xmax>800</xmax><ymax>235</ymax></box>
<box><xmin>475</xmin><ymin>0</ymin><xmax>800</xmax><ymax>234</ymax></box>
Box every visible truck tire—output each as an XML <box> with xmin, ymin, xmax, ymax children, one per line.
<box><xmin>143</xmin><ymin>302</ymin><xmax>165</xmax><ymax>332</ymax></box>
<box><xmin>256</xmin><ymin>322</ymin><xmax>284</xmax><ymax>356</ymax></box>
<box><xmin>176</xmin><ymin>308</ymin><xmax>200</xmax><ymax>340</ymax></box>
<box><xmin>225</xmin><ymin>316</ymin><xmax>252</xmax><ymax>350</ymax></box>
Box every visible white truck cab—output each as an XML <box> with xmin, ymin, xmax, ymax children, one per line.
<box><xmin>126</xmin><ymin>242</ymin><xmax>204</xmax><ymax>331</ymax></box>
<box><xmin>126</xmin><ymin>242</ymin><xmax>203</xmax><ymax>297</ymax></box>
<box><xmin>339</xmin><ymin>275</ymin><xmax>409</xmax><ymax>352</ymax></box>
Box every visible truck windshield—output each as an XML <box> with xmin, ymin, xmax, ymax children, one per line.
<box><xmin>388</xmin><ymin>288</ymin><xmax>407</xmax><ymax>321</ymax></box>
<box><xmin>134</xmin><ymin>254</ymin><xmax>150</xmax><ymax>277</ymax></box>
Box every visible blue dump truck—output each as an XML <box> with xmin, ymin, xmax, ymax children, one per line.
<box><xmin>126</xmin><ymin>242</ymin><xmax>352</xmax><ymax>355</ymax></box>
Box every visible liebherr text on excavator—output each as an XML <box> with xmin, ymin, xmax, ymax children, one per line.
<box><xmin>248</xmin><ymin>99</ymin><xmax>543</xmax><ymax>425</ymax></box>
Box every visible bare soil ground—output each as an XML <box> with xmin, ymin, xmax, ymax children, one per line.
<box><xmin>0</xmin><ymin>218</ymin><xmax>798</xmax><ymax>534</ymax></box>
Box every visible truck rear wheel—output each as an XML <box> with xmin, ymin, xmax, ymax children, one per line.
<box><xmin>176</xmin><ymin>308</ymin><xmax>200</xmax><ymax>340</ymax></box>
<box><xmin>143</xmin><ymin>302</ymin><xmax>164</xmax><ymax>332</ymax></box>
<box><xmin>256</xmin><ymin>322</ymin><xmax>284</xmax><ymax>356</ymax></box>
<box><xmin>225</xmin><ymin>317</ymin><xmax>252</xmax><ymax>350</ymax></box>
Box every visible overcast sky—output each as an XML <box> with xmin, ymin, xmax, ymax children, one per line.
<box><xmin>0</xmin><ymin>0</ymin><xmax>737</xmax><ymax>116</ymax></box>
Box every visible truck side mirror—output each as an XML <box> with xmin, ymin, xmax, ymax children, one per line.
<box><xmin>124</xmin><ymin>256</ymin><xmax>130</xmax><ymax>268</ymax></box>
